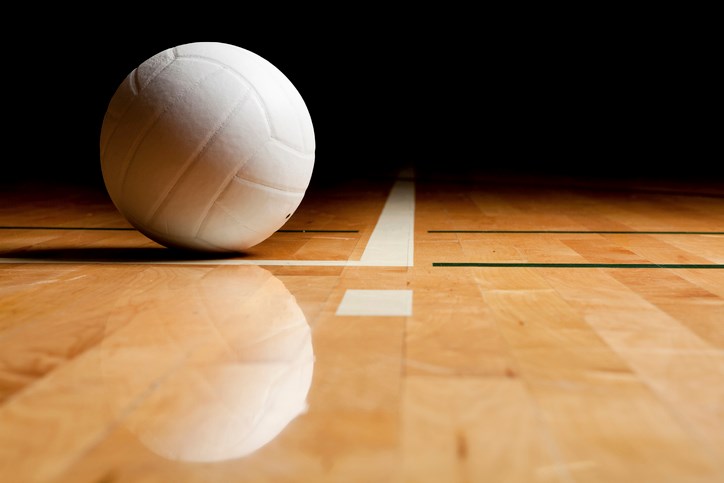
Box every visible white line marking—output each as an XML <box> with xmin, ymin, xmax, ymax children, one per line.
<box><xmin>0</xmin><ymin>257</ymin><xmax>409</xmax><ymax>267</ymax></box>
<box><xmin>359</xmin><ymin>180</ymin><xmax>415</xmax><ymax>267</ymax></box>
<box><xmin>336</xmin><ymin>289</ymin><xmax>413</xmax><ymax>316</ymax></box>
<box><xmin>0</xmin><ymin>258</ymin><xmax>408</xmax><ymax>267</ymax></box>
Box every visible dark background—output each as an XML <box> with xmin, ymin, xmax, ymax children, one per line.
<box><xmin>4</xmin><ymin>13</ymin><xmax>720</xmax><ymax>190</ymax></box>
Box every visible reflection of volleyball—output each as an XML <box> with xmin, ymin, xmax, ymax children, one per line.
<box><xmin>100</xmin><ymin>42</ymin><xmax>315</xmax><ymax>252</ymax></box>
<box><xmin>101</xmin><ymin>266</ymin><xmax>314</xmax><ymax>462</ymax></box>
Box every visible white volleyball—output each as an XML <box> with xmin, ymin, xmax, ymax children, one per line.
<box><xmin>100</xmin><ymin>42</ymin><xmax>315</xmax><ymax>252</ymax></box>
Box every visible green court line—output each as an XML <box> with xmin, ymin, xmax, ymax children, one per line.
<box><xmin>0</xmin><ymin>226</ymin><xmax>358</xmax><ymax>233</ymax></box>
<box><xmin>428</xmin><ymin>230</ymin><xmax>724</xmax><ymax>235</ymax></box>
<box><xmin>433</xmin><ymin>262</ymin><xmax>724</xmax><ymax>269</ymax></box>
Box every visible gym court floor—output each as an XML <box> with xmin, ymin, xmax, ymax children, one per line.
<box><xmin>1</xmin><ymin>167</ymin><xmax>723</xmax><ymax>482</ymax></box>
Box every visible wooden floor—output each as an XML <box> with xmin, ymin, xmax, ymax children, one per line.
<box><xmin>1</xmin><ymin>171</ymin><xmax>723</xmax><ymax>482</ymax></box>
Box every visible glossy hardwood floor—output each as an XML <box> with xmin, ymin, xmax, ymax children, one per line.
<box><xmin>1</xmin><ymin>170</ymin><xmax>723</xmax><ymax>482</ymax></box>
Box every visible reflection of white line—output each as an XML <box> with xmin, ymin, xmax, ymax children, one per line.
<box><xmin>0</xmin><ymin>176</ymin><xmax>416</xmax><ymax>268</ymax></box>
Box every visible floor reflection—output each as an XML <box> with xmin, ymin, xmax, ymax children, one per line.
<box><xmin>99</xmin><ymin>265</ymin><xmax>314</xmax><ymax>462</ymax></box>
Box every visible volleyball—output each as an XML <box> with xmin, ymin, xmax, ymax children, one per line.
<box><xmin>100</xmin><ymin>42</ymin><xmax>315</xmax><ymax>252</ymax></box>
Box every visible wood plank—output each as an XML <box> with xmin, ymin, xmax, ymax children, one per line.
<box><xmin>540</xmin><ymin>268</ymin><xmax>724</xmax><ymax>456</ymax></box>
<box><xmin>401</xmin><ymin>377</ymin><xmax>564</xmax><ymax>483</ymax></box>
<box><xmin>478</xmin><ymin>276</ymin><xmax>724</xmax><ymax>482</ymax></box>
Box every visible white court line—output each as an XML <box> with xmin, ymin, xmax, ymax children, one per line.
<box><xmin>0</xmin><ymin>174</ymin><xmax>416</xmax><ymax>268</ymax></box>
<box><xmin>336</xmin><ymin>289</ymin><xmax>413</xmax><ymax>316</ymax></box>
<box><xmin>359</xmin><ymin>180</ymin><xmax>415</xmax><ymax>266</ymax></box>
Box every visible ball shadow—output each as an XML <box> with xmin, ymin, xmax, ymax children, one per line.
<box><xmin>0</xmin><ymin>246</ymin><xmax>250</xmax><ymax>263</ymax></box>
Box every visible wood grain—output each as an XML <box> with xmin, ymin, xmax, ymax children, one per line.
<box><xmin>1</xmin><ymin>176</ymin><xmax>723</xmax><ymax>482</ymax></box>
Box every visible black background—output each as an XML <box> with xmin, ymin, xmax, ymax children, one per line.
<box><xmin>4</xmin><ymin>11</ymin><xmax>720</xmax><ymax>189</ymax></box>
